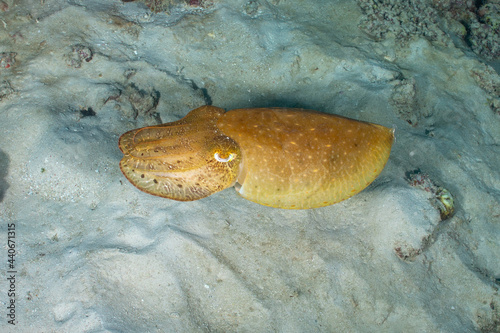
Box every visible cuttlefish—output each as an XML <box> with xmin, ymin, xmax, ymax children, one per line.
<box><xmin>119</xmin><ymin>106</ymin><xmax>394</xmax><ymax>209</ymax></box>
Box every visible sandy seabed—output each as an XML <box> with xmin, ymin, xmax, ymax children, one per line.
<box><xmin>0</xmin><ymin>0</ymin><xmax>499</xmax><ymax>332</ymax></box>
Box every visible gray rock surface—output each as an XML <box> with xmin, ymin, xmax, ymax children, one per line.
<box><xmin>0</xmin><ymin>0</ymin><xmax>499</xmax><ymax>331</ymax></box>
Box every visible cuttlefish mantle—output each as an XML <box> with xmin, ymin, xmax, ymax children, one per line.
<box><xmin>119</xmin><ymin>105</ymin><xmax>394</xmax><ymax>209</ymax></box>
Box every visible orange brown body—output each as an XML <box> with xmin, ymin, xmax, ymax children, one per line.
<box><xmin>119</xmin><ymin>106</ymin><xmax>394</xmax><ymax>209</ymax></box>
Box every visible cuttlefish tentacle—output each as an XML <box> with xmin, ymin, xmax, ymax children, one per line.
<box><xmin>119</xmin><ymin>106</ymin><xmax>242</xmax><ymax>201</ymax></box>
<box><xmin>119</xmin><ymin>105</ymin><xmax>394</xmax><ymax>209</ymax></box>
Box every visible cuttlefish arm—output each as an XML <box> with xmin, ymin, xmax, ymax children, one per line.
<box><xmin>119</xmin><ymin>106</ymin><xmax>241</xmax><ymax>201</ymax></box>
<box><xmin>118</xmin><ymin>106</ymin><xmax>394</xmax><ymax>209</ymax></box>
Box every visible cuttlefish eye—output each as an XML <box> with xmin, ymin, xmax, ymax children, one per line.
<box><xmin>119</xmin><ymin>105</ymin><xmax>394</xmax><ymax>209</ymax></box>
<box><xmin>214</xmin><ymin>151</ymin><xmax>236</xmax><ymax>163</ymax></box>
